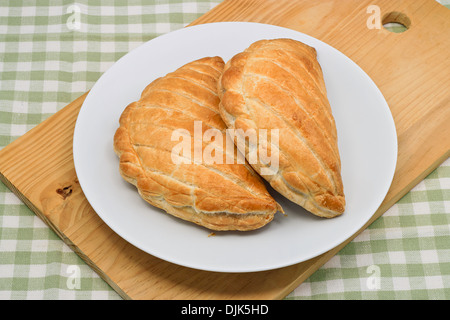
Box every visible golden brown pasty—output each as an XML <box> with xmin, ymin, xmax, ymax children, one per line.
<box><xmin>218</xmin><ymin>39</ymin><xmax>345</xmax><ymax>218</ymax></box>
<box><xmin>114</xmin><ymin>56</ymin><xmax>280</xmax><ymax>231</ymax></box>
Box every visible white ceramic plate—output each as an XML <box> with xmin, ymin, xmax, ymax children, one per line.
<box><xmin>73</xmin><ymin>22</ymin><xmax>397</xmax><ymax>273</ymax></box>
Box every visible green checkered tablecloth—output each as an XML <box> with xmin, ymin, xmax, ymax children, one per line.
<box><xmin>0</xmin><ymin>1</ymin><xmax>449</xmax><ymax>300</ymax></box>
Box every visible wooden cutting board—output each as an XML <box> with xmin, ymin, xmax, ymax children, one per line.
<box><xmin>0</xmin><ymin>0</ymin><xmax>449</xmax><ymax>300</ymax></box>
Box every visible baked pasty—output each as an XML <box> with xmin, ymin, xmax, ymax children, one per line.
<box><xmin>113</xmin><ymin>57</ymin><xmax>279</xmax><ymax>231</ymax></box>
<box><xmin>218</xmin><ymin>39</ymin><xmax>345</xmax><ymax>218</ymax></box>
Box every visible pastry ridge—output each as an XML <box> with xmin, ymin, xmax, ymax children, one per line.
<box><xmin>218</xmin><ymin>39</ymin><xmax>345</xmax><ymax>218</ymax></box>
<box><xmin>114</xmin><ymin>56</ymin><xmax>280</xmax><ymax>231</ymax></box>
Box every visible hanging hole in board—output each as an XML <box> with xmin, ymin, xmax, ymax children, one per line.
<box><xmin>383</xmin><ymin>11</ymin><xmax>411</xmax><ymax>33</ymax></box>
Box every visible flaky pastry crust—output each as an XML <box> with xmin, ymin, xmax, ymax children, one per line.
<box><xmin>218</xmin><ymin>39</ymin><xmax>345</xmax><ymax>218</ymax></box>
<box><xmin>114</xmin><ymin>57</ymin><xmax>280</xmax><ymax>231</ymax></box>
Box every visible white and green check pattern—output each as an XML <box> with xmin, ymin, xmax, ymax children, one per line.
<box><xmin>1</xmin><ymin>0</ymin><xmax>449</xmax><ymax>300</ymax></box>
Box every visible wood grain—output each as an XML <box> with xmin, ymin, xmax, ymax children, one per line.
<box><xmin>0</xmin><ymin>0</ymin><xmax>449</xmax><ymax>299</ymax></box>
